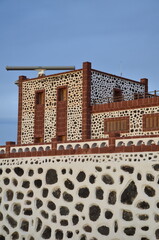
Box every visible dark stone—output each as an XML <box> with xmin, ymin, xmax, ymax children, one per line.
<box><xmin>89</xmin><ymin>175</ymin><xmax>96</xmax><ymax>184</ymax></box>
<box><xmin>6</xmin><ymin>168</ymin><xmax>11</xmax><ymax>173</ymax></box>
<box><xmin>76</xmin><ymin>171</ymin><xmax>86</xmax><ymax>182</ymax></box>
<box><xmin>22</xmin><ymin>180</ymin><xmax>30</xmax><ymax>188</ymax></box>
<box><xmin>55</xmin><ymin>230</ymin><xmax>63</xmax><ymax>240</ymax></box>
<box><xmin>69</xmin><ymin>169</ymin><xmax>73</xmax><ymax>174</ymax></box>
<box><xmin>60</xmin><ymin>206</ymin><xmax>69</xmax><ymax>215</ymax></box>
<box><xmin>17</xmin><ymin>192</ymin><xmax>24</xmax><ymax>199</ymax></box>
<box><xmin>153</xmin><ymin>164</ymin><xmax>159</xmax><ymax>171</ymax></box>
<box><xmin>26</xmin><ymin>200</ymin><xmax>31</xmax><ymax>205</ymax></box>
<box><xmin>28</xmin><ymin>169</ymin><xmax>34</xmax><ymax>176</ymax></box>
<box><xmin>137</xmin><ymin>173</ymin><xmax>142</xmax><ymax>180</ymax></box>
<box><xmin>62</xmin><ymin>169</ymin><xmax>66</xmax><ymax>174</ymax></box>
<box><xmin>41</xmin><ymin>210</ymin><xmax>49</xmax><ymax>219</ymax></box>
<box><xmin>124</xmin><ymin>227</ymin><xmax>136</xmax><ymax>236</ymax></box>
<box><xmin>120</xmin><ymin>175</ymin><xmax>124</xmax><ymax>184</ymax></box>
<box><xmin>89</xmin><ymin>205</ymin><xmax>101</xmax><ymax>221</ymax></box>
<box><xmin>121</xmin><ymin>165</ymin><xmax>134</xmax><ymax>174</ymax></box>
<box><xmin>78</xmin><ymin>187</ymin><xmax>90</xmax><ymax>198</ymax></box>
<box><xmin>155</xmin><ymin>229</ymin><xmax>159</xmax><ymax>239</ymax></box>
<box><xmin>96</xmin><ymin>187</ymin><xmax>104</xmax><ymax>200</ymax></box>
<box><xmin>0</xmin><ymin>187</ymin><xmax>2</xmax><ymax>193</ymax></box>
<box><xmin>138</xmin><ymin>214</ymin><xmax>149</xmax><ymax>220</ymax></box>
<box><xmin>122</xmin><ymin>210</ymin><xmax>133</xmax><ymax>221</ymax></box>
<box><xmin>157</xmin><ymin>202</ymin><xmax>159</xmax><ymax>208</ymax></box>
<box><xmin>52</xmin><ymin>188</ymin><xmax>61</xmax><ymax>198</ymax></box>
<box><xmin>14</xmin><ymin>167</ymin><xmax>24</xmax><ymax>176</ymax></box>
<box><xmin>46</xmin><ymin>169</ymin><xmax>58</xmax><ymax>184</ymax></box>
<box><xmin>102</xmin><ymin>174</ymin><xmax>114</xmax><ymax>184</ymax></box>
<box><xmin>27</xmin><ymin>190</ymin><xmax>34</xmax><ymax>197</ymax></box>
<box><xmin>0</xmin><ymin>169</ymin><xmax>2</xmax><ymax>174</ymax></box>
<box><xmin>63</xmin><ymin>192</ymin><xmax>73</xmax><ymax>202</ymax></box>
<box><xmin>47</xmin><ymin>201</ymin><xmax>56</xmax><ymax>210</ymax></box>
<box><xmin>83</xmin><ymin>225</ymin><xmax>92</xmax><ymax>232</ymax></box>
<box><xmin>42</xmin><ymin>226</ymin><xmax>52</xmax><ymax>239</ymax></box>
<box><xmin>72</xmin><ymin>215</ymin><xmax>79</xmax><ymax>225</ymax></box>
<box><xmin>67</xmin><ymin>231</ymin><xmax>73</xmax><ymax>238</ymax></box>
<box><xmin>105</xmin><ymin>210</ymin><xmax>113</xmax><ymax>219</ymax></box>
<box><xmin>98</xmin><ymin>226</ymin><xmax>109</xmax><ymax>236</ymax></box>
<box><xmin>4</xmin><ymin>204</ymin><xmax>9</xmax><ymax>210</ymax></box>
<box><xmin>21</xmin><ymin>220</ymin><xmax>29</xmax><ymax>232</ymax></box>
<box><xmin>51</xmin><ymin>215</ymin><xmax>57</xmax><ymax>223</ymax></box>
<box><xmin>4</xmin><ymin>178</ymin><xmax>10</xmax><ymax>185</ymax></box>
<box><xmin>137</xmin><ymin>201</ymin><xmax>150</xmax><ymax>209</ymax></box>
<box><xmin>146</xmin><ymin>173</ymin><xmax>154</xmax><ymax>181</ymax></box>
<box><xmin>12</xmin><ymin>179</ymin><xmax>18</xmax><ymax>186</ymax></box>
<box><xmin>141</xmin><ymin>226</ymin><xmax>149</xmax><ymax>231</ymax></box>
<box><xmin>121</xmin><ymin>181</ymin><xmax>138</xmax><ymax>204</ymax></box>
<box><xmin>114</xmin><ymin>221</ymin><xmax>118</xmax><ymax>232</ymax></box>
<box><xmin>29</xmin><ymin>237</ymin><xmax>34</xmax><ymax>240</ymax></box>
<box><xmin>144</xmin><ymin>186</ymin><xmax>155</xmax><ymax>197</ymax></box>
<box><xmin>95</xmin><ymin>166</ymin><xmax>102</xmax><ymax>172</ymax></box>
<box><xmin>64</xmin><ymin>179</ymin><xmax>74</xmax><ymax>190</ymax></box>
<box><xmin>75</xmin><ymin>203</ymin><xmax>84</xmax><ymax>212</ymax></box>
<box><xmin>60</xmin><ymin>220</ymin><xmax>68</xmax><ymax>226</ymax></box>
<box><xmin>38</xmin><ymin>168</ymin><xmax>43</xmax><ymax>174</ymax></box>
<box><xmin>141</xmin><ymin>238</ymin><xmax>149</xmax><ymax>240</ymax></box>
<box><xmin>155</xmin><ymin>214</ymin><xmax>159</xmax><ymax>222</ymax></box>
<box><xmin>3</xmin><ymin>226</ymin><xmax>9</xmax><ymax>234</ymax></box>
<box><xmin>6</xmin><ymin>189</ymin><xmax>14</xmax><ymax>201</ymax></box>
<box><xmin>36</xmin><ymin>199</ymin><xmax>43</xmax><ymax>209</ymax></box>
<box><xmin>34</xmin><ymin>179</ymin><xmax>42</xmax><ymax>188</ymax></box>
<box><xmin>36</xmin><ymin>218</ymin><xmax>42</xmax><ymax>232</ymax></box>
<box><xmin>42</xmin><ymin>188</ymin><xmax>48</xmax><ymax>198</ymax></box>
<box><xmin>108</xmin><ymin>191</ymin><xmax>116</xmax><ymax>205</ymax></box>
<box><xmin>0</xmin><ymin>236</ymin><xmax>5</xmax><ymax>240</ymax></box>
<box><xmin>0</xmin><ymin>212</ymin><xmax>3</xmax><ymax>221</ymax></box>
<box><xmin>7</xmin><ymin>215</ymin><xmax>17</xmax><ymax>228</ymax></box>
<box><xmin>11</xmin><ymin>232</ymin><xmax>19</xmax><ymax>240</ymax></box>
<box><xmin>24</xmin><ymin>208</ymin><xmax>32</xmax><ymax>215</ymax></box>
<box><xmin>13</xmin><ymin>204</ymin><xmax>21</xmax><ymax>216</ymax></box>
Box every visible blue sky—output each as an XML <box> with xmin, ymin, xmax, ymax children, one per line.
<box><xmin>0</xmin><ymin>0</ymin><xmax>159</xmax><ymax>145</ymax></box>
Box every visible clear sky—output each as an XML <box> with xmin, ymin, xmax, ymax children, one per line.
<box><xmin>0</xmin><ymin>0</ymin><xmax>159</xmax><ymax>145</ymax></box>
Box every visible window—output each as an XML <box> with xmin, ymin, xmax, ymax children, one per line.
<box><xmin>113</xmin><ymin>88</ymin><xmax>123</xmax><ymax>102</ymax></box>
<box><xmin>58</xmin><ymin>87</ymin><xmax>67</xmax><ymax>101</ymax></box>
<box><xmin>104</xmin><ymin>117</ymin><xmax>129</xmax><ymax>133</ymax></box>
<box><xmin>36</xmin><ymin>91</ymin><xmax>44</xmax><ymax>104</ymax></box>
<box><xmin>34</xmin><ymin>137</ymin><xmax>43</xmax><ymax>143</ymax></box>
<box><xmin>143</xmin><ymin>114</ymin><xmax>159</xmax><ymax>131</ymax></box>
<box><xmin>57</xmin><ymin>135</ymin><xmax>66</xmax><ymax>142</ymax></box>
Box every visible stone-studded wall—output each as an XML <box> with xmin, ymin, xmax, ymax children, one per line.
<box><xmin>91</xmin><ymin>105</ymin><xmax>159</xmax><ymax>139</ymax></box>
<box><xmin>0</xmin><ymin>153</ymin><xmax>159</xmax><ymax>240</ymax></box>
<box><xmin>91</xmin><ymin>70</ymin><xmax>145</xmax><ymax>104</ymax></box>
<box><xmin>21</xmin><ymin>71</ymin><xmax>83</xmax><ymax>144</ymax></box>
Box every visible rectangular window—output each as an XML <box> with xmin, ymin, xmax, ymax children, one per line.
<box><xmin>36</xmin><ymin>91</ymin><xmax>44</xmax><ymax>104</ymax></box>
<box><xmin>113</xmin><ymin>88</ymin><xmax>123</xmax><ymax>102</ymax></box>
<box><xmin>34</xmin><ymin>137</ymin><xmax>43</xmax><ymax>143</ymax></box>
<box><xmin>104</xmin><ymin>117</ymin><xmax>129</xmax><ymax>133</ymax></box>
<box><xmin>57</xmin><ymin>135</ymin><xmax>66</xmax><ymax>142</ymax></box>
<box><xmin>58</xmin><ymin>87</ymin><xmax>67</xmax><ymax>101</ymax></box>
<box><xmin>143</xmin><ymin>114</ymin><xmax>159</xmax><ymax>131</ymax></box>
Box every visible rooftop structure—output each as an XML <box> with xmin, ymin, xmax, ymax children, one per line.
<box><xmin>1</xmin><ymin>62</ymin><xmax>159</xmax><ymax>240</ymax></box>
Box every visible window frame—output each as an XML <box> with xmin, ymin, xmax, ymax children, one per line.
<box><xmin>104</xmin><ymin>116</ymin><xmax>129</xmax><ymax>134</ymax></box>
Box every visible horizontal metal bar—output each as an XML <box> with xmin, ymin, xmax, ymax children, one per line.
<box><xmin>6</xmin><ymin>66</ymin><xmax>75</xmax><ymax>71</ymax></box>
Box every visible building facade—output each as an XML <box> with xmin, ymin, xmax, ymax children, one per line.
<box><xmin>0</xmin><ymin>62</ymin><xmax>159</xmax><ymax>240</ymax></box>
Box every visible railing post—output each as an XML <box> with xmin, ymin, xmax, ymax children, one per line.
<box><xmin>6</xmin><ymin>141</ymin><xmax>15</xmax><ymax>157</ymax></box>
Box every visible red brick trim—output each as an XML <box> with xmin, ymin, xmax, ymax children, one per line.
<box><xmin>17</xmin><ymin>76</ymin><xmax>27</xmax><ymax>144</ymax></box>
<box><xmin>104</xmin><ymin>116</ymin><xmax>129</xmax><ymax>134</ymax></box>
<box><xmin>143</xmin><ymin>113</ymin><xmax>159</xmax><ymax>132</ymax></box>
<box><xmin>91</xmin><ymin>96</ymin><xmax>159</xmax><ymax>113</ymax></box>
<box><xmin>82</xmin><ymin>62</ymin><xmax>91</xmax><ymax>140</ymax></box>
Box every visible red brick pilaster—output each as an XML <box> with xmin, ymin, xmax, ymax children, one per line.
<box><xmin>140</xmin><ymin>78</ymin><xmax>148</xmax><ymax>93</ymax></box>
<box><xmin>82</xmin><ymin>62</ymin><xmax>91</xmax><ymax>140</ymax></box>
<box><xmin>17</xmin><ymin>76</ymin><xmax>27</xmax><ymax>144</ymax></box>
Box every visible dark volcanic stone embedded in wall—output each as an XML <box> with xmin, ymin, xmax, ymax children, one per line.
<box><xmin>121</xmin><ymin>181</ymin><xmax>137</xmax><ymax>204</ymax></box>
<box><xmin>42</xmin><ymin>226</ymin><xmax>52</xmax><ymax>239</ymax></box>
<box><xmin>13</xmin><ymin>204</ymin><xmax>21</xmax><ymax>215</ymax></box>
<box><xmin>120</xmin><ymin>175</ymin><xmax>124</xmax><ymax>184</ymax></box>
<box><xmin>102</xmin><ymin>174</ymin><xmax>114</xmax><ymax>184</ymax></box>
<box><xmin>28</xmin><ymin>169</ymin><xmax>34</xmax><ymax>176</ymax></box>
<box><xmin>6</xmin><ymin>189</ymin><xmax>14</xmax><ymax>201</ymax></box>
<box><xmin>156</xmin><ymin>229</ymin><xmax>159</xmax><ymax>239</ymax></box>
<box><xmin>36</xmin><ymin>199</ymin><xmax>43</xmax><ymax>209</ymax></box>
<box><xmin>96</xmin><ymin>187</ymin><xmax>104</xmax><ymax>200</ymax></box>
<box><xmin>21</xmin><ymin>220</ymin><xmax>29</xmax><ymax>232</ymax></box>
<box><xmin>105</xmin><ymin>210</ymin><xmax>113</xmax><ymax>219</ymax></box>
<box><xmin>155</xmin><ymin>214</ymin><xmax>159</xmax><ymax>222</ymax></box>
<box><xmin>22</xmin><ymin>180</ymin><xmax>30</xmax><ymax>188</ymax></box>
<box><xmin>108</xmin><ymin>191</ymin><xmax>116</xmax><ymax>205</ymax></box>
<box><xmin>146</xmin><ymin>173</ymin><xmax>154</xmax><ymax>181</ymax></box>
<box><xmin>64</xmin><ymin>179</ymin><xmax>74</xmax><ymax>190</ymax></box>
<box><xmin>11</xmin><ymin>232</ymin><xmax>19</xmax><ymax>240</ymax></box>
<box><xmin>72</xmin><ymin>215</ymin><xmax>79</xmax><ymax>225</ymax></box>
<box><xmin>3</xmin><ymin>225</ymin><xmax>9</xmax><ymax>234</ymax></box>
<box><xmin>137</xmin><ymin>201</ymin><xmax>150</xmax><ymax>209</ymax></box>
<box><xmin>83</xmin><ymin>225</ymin><xmax>92</xmax><ymax>232</ymax></box>
<box><xmin>47</xmin><ymin>201</ymin><xmax>56</xmax><ymax>210</ymax></box>
<box><xmin>114</xmin><ymin>221</ymin><xmax>118</xmax><ymax>232</ymax></box>
<box><xmin>144</xmin><ymin>186</ymin><xmax>155</xmax><ymax>197</ymax></box>
<box><xmin>36</xmin><ymin>218</ymin><xmax>42</xmax><ymax>232</ymax></box>
<box><xmin>60</xmin><ymin>220</ymin><xmax>68</xmax><ymax>226</ymax></box>
<box><xmin>89</xmin><ymin>205</ymin><xmax>101</xmax><ymax>221</ymax></box>
<box><xmin>52</xmin><ymin>188</ymin><xmax>61</xmax><ymax>198</ymax></box>
<box><xmin>75</xmin><ymin>203</ymin><xmax>84</xmax><ymax>212</ymax></box>
<box><xmin>89</xmin><ymin>175</ymin><xmax>96</xmax><ymax>184</ymax></box>
<box><xmin>14</xmin><ymin>167</ymin><xmax>24</xmax><ymax>176</ymax></box>
<box><xmin>34</xmin><ymin>179</ymin><xmax>42</xmax><ymax>188</ymax></box>
<box><xmin>63</xmin><ymin>192</ymin><xmax>73</xmax><ymax>202</ymax></box>
<box><xmin>42</xmin><ymin>188</ymin><xmax>49</xmax><ymax>198</ymax></box>
<box><xmin>27</xmin><ymin>190</ymin><xmax>34</xmax><ymax>197</ymax></box>
<box><xmin>141</xmin><ymin>226</ymin><xmax>149</xmax><ymax>231</ymax></box>
<box><xmin>121</xmin><ymin>165</ymin><xmax>134</xmax><ymax>174</ymax></box>
<box><xmin>95</xmin><ymin>166</ymin><xmax>102</xmax><ymax>172</ymax></box>
<box><xmin>67</xmin><ymin>231</ymin><xmax>73</xmax><ymax>238</ymax></box>
<box><xmin>60</xmin><ymin>206</ymin><xmax>69</xmax><ymax>215</ymax></box>
<box><xmin>46</xmin><ymin>169</ymin><xmax>58</xmax><ymax>184</ymax></box>
<box><xmin>0</xmin><ymin>212</ymin><xmax>3</xmax><ymax>221</ymax></box>
<box><xmin>78</xmin><ymin>187</ymin><xmax>90</xmax><ymax>198</ymax></box>
<box><xmin>7</xmin><ymin>215</ymin><xmax>17</xmax><ymax>228</ymax></box>
<box><xmin>51</xmin><ymin>215</ymin><xmax>57</xmax><ymax>223</ymax></box>
<box><xmin>13</xmin><ymin>179</ymin><xmax>18</xmax><ymax>186</ymax></box>
<box><xmin>0</xmin><ymin>235</ymin><xmax>5</xmax><ymax>240</ymax></box>
<box><xmin>124</xmin><ymin>227</ymin><xmax>136</xmax><ymax>236</ymax></box>
<box><xmin>153</xmin><ymin>164</ymin><xmax>159</xmax><ymax>171</ymax></box>
<box><xmin>4</xmin><ymin>204</ymin><xmax>9</xmax><ymax>210</ymax></box>
<box><xmin>98</xmin><ymin>226</ymin><xmax>109</xmax><ymax>236</ymax></box>
<box><xmin>137</xmin><ymin>173</ymin><xmax>142</xmax><ymax>180</ymax></box>
<box><xmin>17</xmin><ymin>192</ymin><xmax>24</xmax><ymax>199</ymax></box>
<box><xmin>23</xmin><ymin>208</ymin><xmax>33</xmax><ymax>216</ymax></box>
<box><xmin>41</xmin><ymin>210</ymin><xmax>49</xmax><ymax>219</ymax></box>
<box><xmin>4</xmin><ymin>178</ymin><xmax>10</xmax><ymax>185</ymax></box>
<box><xmin>76</xmin><ymin>171</ymin><xmax>86</xmax><ymax>182</ymax></box>
<box><xmin>55</xmin><ymin>229</ymin><xmax>63</xmax><ymax>240</ymax></box>
<box><xmin>122</xmin><ymin>210</ymin><xmax>133</xmax><ymax>221</ymax></box>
